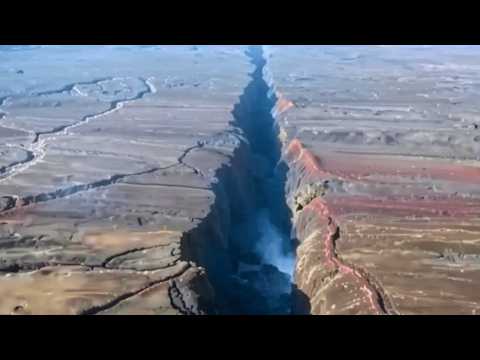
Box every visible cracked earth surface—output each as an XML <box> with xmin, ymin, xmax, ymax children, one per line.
<box><xmin>3</xmin><ymin>45</ymin><xmax>480</xmax><ymax>315</ymax></box>
<box><xmin>0</xmin><ymin>45</ymin><xmax>248</xmax><ymax>315</ymax></box>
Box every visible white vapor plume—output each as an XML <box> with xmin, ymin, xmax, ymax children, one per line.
<box><xmin>255</xmin><ymin>208</ymin><xmax>295</xmax><ymax>277</ymax></box>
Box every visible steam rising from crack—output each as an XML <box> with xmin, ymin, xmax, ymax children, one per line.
<box><xmin>211</xmin><ymin>46</ymin><xmax>295</xmax><ymax>314</ymax></box>
<box><xmin>255</xmin><ymin>209</ymin><xmax>294</xmax><ymax>277</ymax></box>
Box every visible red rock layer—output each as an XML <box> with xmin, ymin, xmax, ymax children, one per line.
<box><xmin>286</xmin><ymin>139</ymin><xmax>398</xmax><ymax>314</ymax></box>
<box><xmin>285</xmin><ymin>135</ymin><xmax>480</xmax><ymax>314</ymax></box>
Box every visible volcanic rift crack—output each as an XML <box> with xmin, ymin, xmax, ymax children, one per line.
<box><xmin>179</xmin><ymin>46</ymin><xmax>297</xmax><ymax>314</ymax></box>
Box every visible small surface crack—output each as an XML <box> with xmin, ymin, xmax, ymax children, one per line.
<box><xmin>168</xmin><ymin>278</ymin><xmax>195</xmax><ymax>315</ymax></box>
<box><xmin>80</xmin><ymin>263</ymin><xmax>191</xmax><ymax>315</ymax></box>
<box><xmin>101</xmin><ymin>243</ymin><xmax>173</xmax><ymax>268</ymax></box>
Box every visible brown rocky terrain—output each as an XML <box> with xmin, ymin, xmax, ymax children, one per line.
<box><xmin>0</xmin><ymin>45</ymin><xmax>254</xmax><ymax>314</ymax></box>
<box><xmin>2</xmin><ymin>45</ymin><xmax>480</xmax><ymax>315</ymax></box>
<box><xmin>266</xmin><ymin>45</ymin><xmax>480</xmax><ymax>314</ymax></box>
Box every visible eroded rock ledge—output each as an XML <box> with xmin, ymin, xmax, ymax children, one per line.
<box><xmin>265</xmin><ymin>45</ymin><xmax>480</xmax><ymax>315</ymax></box>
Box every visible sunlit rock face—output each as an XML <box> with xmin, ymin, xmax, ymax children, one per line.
<box><xmin>266</xmin><ymin>45</ymin><xmax>480</xmax><ymax>315</ymax></box>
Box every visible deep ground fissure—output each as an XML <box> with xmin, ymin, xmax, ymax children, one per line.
<box><xmin>209</xmin><ymin>46</ymin><xmax>295</xmax><ymax>314</ymax></box>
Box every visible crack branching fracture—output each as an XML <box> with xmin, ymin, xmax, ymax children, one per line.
<box><xmin>0</xmin><ymin>144</ymin><xmax>201</xmax><ymax>215</ymax></box>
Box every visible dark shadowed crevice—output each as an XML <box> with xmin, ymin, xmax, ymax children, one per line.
<box><xmin>182</xmin><ymin>46</ymin><xmax>296</xmax><ymax>314</ymax></box>
<box><xmin>223</xmin><ymin>46</ymin><xmax>295</xmax><ymax>314</ymax></box>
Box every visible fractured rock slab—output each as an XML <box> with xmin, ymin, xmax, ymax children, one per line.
<box><xmin>0</xmin><ymin>45</ymin><xmax>252</xmax><ymax>315</ymax></box>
